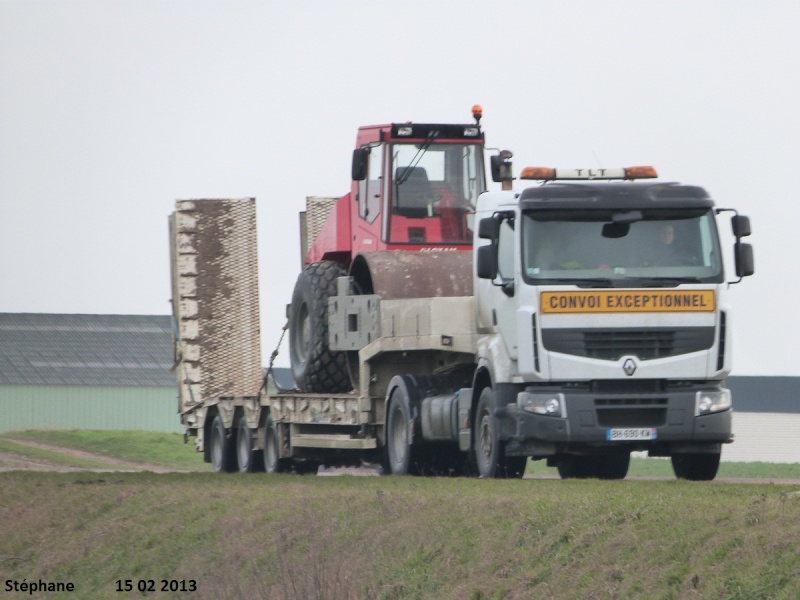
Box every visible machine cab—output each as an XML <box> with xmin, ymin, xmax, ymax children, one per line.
<box><xmin>351</xmin><ymin>118</ymin><xmax>486</xmax><ymax>252</ymax></box>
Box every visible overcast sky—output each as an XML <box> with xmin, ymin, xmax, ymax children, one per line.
<box><xmin>1</xmin><ymin>1</ymin><xmax>798</xmax><ymax>375</ymax></box>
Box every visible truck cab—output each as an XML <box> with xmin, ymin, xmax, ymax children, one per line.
<box><xmin>473</xmin><ymin>166</ymin><xmax>754</xmax><ymax>480</ymax></box>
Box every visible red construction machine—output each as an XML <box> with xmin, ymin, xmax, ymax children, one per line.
<box><xmin>288</xmin><ymin>106</ymin><xmax>492</xmax><ymax>393</ymax></box>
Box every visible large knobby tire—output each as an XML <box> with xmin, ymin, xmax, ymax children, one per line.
<box><xmin>386</xmin><ymin>384</ymin><xmax>416</xmax><ymax>476</ymax></box>
<box><xmin>289</xmin><ymin>261</ymin><xmax>350</xmax><ymax>393</ymax></box>
<box><xmin>672</xmin><ymin>452</ymin><xmax>721</xmax><ymax>481</ymax></box>
<box><xmin>236</xmin><ymin>415</ymin><xmax>262</xmax><ymax>473</ymax></box>
<box><xmin>210</xmin><ymin>415</ymin><xmax>237</xmax><ymax>473</ymax></box>
<box><xmin>474</xmin><ymin>387</ymin><xmax>527</xmax><ymax>479</ymax></box>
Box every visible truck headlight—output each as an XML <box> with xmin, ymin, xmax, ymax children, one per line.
<box><xmin>695</xmin><ymin>389</ymin><xmax>731</xmax><ymax>416</ymax></box>
<box><xmin>517</xmin><ymin>391</ymin><xmax>566</xmax><ymax>418</ymax></box>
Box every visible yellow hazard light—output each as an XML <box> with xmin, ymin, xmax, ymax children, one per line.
<box><xmin>624</xmin><ymin>166</ymin><xmax>658</xmax><ymax>179</ymax></box>
<box><xmin>520</xmin><ymin>166</ymin><xmax>659</xmax><ymax>181</ymax></box>
<box><xmin>520</xmin><ymin>167</ymin><xmax>556</xmax><ymax>180</ymax></box>
<box><xmin>472</xmin><ymin>104</ymin><xmax>483</xmax><ymax>119</ymax></box>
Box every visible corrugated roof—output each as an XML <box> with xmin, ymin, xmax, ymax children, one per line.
<box><xmin>0</xmin><ymin>313</ymin><xmax>175</xmax><ymax>387</ymax></box>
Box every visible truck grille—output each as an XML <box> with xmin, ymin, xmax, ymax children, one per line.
<box><xmin>595</xmin><ymin>398</ymin><xmax>668</xmax><ymax>427</ymax></box>
<box><xmin>542</xmin><ymin>327</ymin><xmax>714</xmax><ymax>361</ymax></box>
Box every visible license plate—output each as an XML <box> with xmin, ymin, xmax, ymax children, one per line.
<box><xmin>606</xmin><ymin>428</ymin><xmax>657</xmax><ymax>441</ymax></box>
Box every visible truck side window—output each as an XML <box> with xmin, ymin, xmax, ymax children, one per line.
<box><xmin>497</xmin><ymin>219</ymin><xmax>515</xmax><ymax>281</ymax></box>
<box><xmin>358</xmin><ymin>145</ymin><xmax>382</xmax><ymax>224</ymax></box>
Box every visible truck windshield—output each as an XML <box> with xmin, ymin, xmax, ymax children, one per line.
<box><xmin>386</xmin><ymin>142</ymin><xmax>484</xmax><ymax>245</ymax></box>
<box><xmin>521</xmin><ymin>208</ymin><xmax>724</xmax><ymax>286</ymax></box>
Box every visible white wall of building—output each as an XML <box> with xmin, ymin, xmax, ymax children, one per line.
<box><xmin>723</xmin><ymin>412</ymin><xmax>800</xmax><ymax>463</ymax></box>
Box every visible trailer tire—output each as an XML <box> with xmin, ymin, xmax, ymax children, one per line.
<box><xmin>474</xmin><ymin>387</ymin><xmax>526</xmax><ymax>479</ymax></box>
<box><xmin>386</xmin><ymin>383</ymin><xmax>417</xmax><ymax>475</ymax></box>
<box><xmin>289</xmin><ymin>261</ymin><xmax>350</xmax><ymax>393</ymax></box>
<box><xmin>263</xmin><ymin>416</ymin><xmax>287</xmax><ymax>474</ymax></box>
<box><xmin>210</xmin><ymin>415</ymin><xmax>237</xmax><ymax>473</ymax></box>
<box><xmin>236</xmin><ymin>415</ymin><xmax>261</xmax><ymax>473</ymax></box>
<box><xmin>671</xmin><ymin>452</ymin><xmax>721</xmax><ymax>481</ymax></box>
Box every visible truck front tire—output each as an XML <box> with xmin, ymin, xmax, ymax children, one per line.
<box><xmin>289</xmin><ymin>261</ymin><xmax>350</xmax><ymax>393</ymax></box>
<box><xmin>557</xmin><ymin>453</ymin><xmax>630</xmax><ymax>480</ymax></box>
<box><xmin>672</xmin><ymin>452</ymin><xmax>721</xmax><ymax>481</ymax></box>
<box><xmin>474</xmin><ymin>387</ymin><xmax>526</xmax><ymax>479</ymax></box>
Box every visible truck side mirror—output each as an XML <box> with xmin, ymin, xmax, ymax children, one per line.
<box><xmin>735</xmin><ymin>242</ymin><xmax>754</xmax><ymax>278</ymax></box>
<box><xmin>731</xmin><ymin>215</ymin><xmax>751</xmax><ymax>238</ymax></box>
<box><xmin>490</xmin><ymin>150</ymin><xmax>514</xmax><ymax>190</ymax></box>
<box><xmin>476</xmin><ymin>245</ymin><xmax>498</xmax><ymax>279</ymax></box>
<box><xmin>478</xmin><ymin>217</ymin><xmax>499</xmax><ymax>240</ymax></box>
<box><xmin>351</xmin><ymin>148</ymin><xmax>369</xmax><ymax>181</ymax></box>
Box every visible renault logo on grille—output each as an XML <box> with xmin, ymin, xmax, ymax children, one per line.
<box><xmin>622</xmin><ymin>358</ymin><xmax>637</xmax><ymax>376</ymax></box>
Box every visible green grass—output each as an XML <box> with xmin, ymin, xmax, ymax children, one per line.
<box><xmin>1</xmin><ymin>471</ymin><xmax>799</xmax><ymax>600</ymax></box>
<box><xmin>2</xmin><ymin>430</ymin><xmax>209</xmax><ymax>471</ymax></box>
<box><xmin>1</xmin><ymin>431</ymin><xmax>799</xmax><ymax>598</ymax></box>
<box><xmin>534</xmin><ymin>456</ymin><xmax>800</xmax><ymax>480</ymax></box>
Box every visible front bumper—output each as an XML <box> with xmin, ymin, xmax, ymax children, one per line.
<box><xmin>503</xmin><ymin>386</ymin><xmax>732</xmax><ymax>456</ymax></box>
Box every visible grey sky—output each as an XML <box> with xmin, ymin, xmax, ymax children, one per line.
<box><xmin>1</xmin><ymin>1</ymin><xmax>798</xmax><ymax>375</ymax></box>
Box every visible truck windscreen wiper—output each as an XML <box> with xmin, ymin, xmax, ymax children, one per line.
<box><xmin>540</xmin><ymin>278</ymin><xmax>615</xmax><ymax>288</ymax></box>
<box><xmin>629</xmin><ymin>276</ymin><xmax>703</xmax><ymax>287</ymax></box>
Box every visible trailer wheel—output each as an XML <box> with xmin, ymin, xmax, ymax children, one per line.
<box><xmin>386</xmin><ymin>383</ymin><xmax>417</xmax><ymax>475</ymax></box>
<box><xmin>236</xmin><ymin>415</ymin><xmax>262</xmax><ymax>473</ymax></box>
<box><xmin>210</xmin><ymin>415</ymin><xmax>237</xmax><ymax>473</ymax></box>
<box><xmin>474</xmin><ymin>387</ymin><xmax>526</xmax><ymax>479</ymax></box>
<box><xmin>289</xmin><ymin>261</ymin><xmax>350</xmax><ymax>393</ymax></box>
<box><xmin>671</xmin><ymin>452</ymin><xmax>721</xmax><ymax>481</ymax></box>
<box><xmin>263</xmin><ymin>416</ymin><xmax>287</xmax><ymax>474</ymax></box>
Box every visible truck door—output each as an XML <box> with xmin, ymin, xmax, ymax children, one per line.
<box><xmin>353</xmin><ymin>144</ymin><xmax>384</xmax><ymax>254</ymax></box>
<box><xmin>491</xmin><ymin>217</ymin><xmax>519</xmax><ymax>358</ymax></box>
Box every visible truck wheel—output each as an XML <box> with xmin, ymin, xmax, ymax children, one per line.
<box><xmin>289</xmin><ymin>261</ymin><xmax>350</xmax><ymax>393</ymax></box>
<box><xmin>556</xmin><ymin>455</ymin><xmax>594</xmax><ymax>479</ymax></box>
<box><xmin>557</xmin><ymin>453</ymin><xmax>629</xmax><ymax>480</ymax></box>
<box><xmin>672</xmin><ymin>452</ymin><xmax>721</xmax><ymax>481</ymax></box>
<box><xmin>386</xmin><ymin>383</ymin><xmax>417</xmax><ymax>475</ymax></box>
<box><xmin>236</xmin><ymin>415</ymin><xmax>261</xmax><ymax>473</ymax></box>
<box><xmin>596</xmin><ymin>452</ymin><xmax>630</xmax><ymax>480</ymax></box>
<box><xmin>262</xmin><ymin>416</ymin><xmax>287</xmax><ymax>474</ymax></box>
<box><xmin>210</xmin><ymin>415</ymin><xmax>237</xmax><ymax>473</ymax></box>
<box><xmin>474</xmin><ymin>387</ymin><xmax>526</xmax><ymax>479</ymax></box>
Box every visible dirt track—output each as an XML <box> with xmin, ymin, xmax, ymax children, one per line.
<box><xmin>0</xmin><ymin>439</ymin><xmax>182</xmax><ymax>473</ymax></box>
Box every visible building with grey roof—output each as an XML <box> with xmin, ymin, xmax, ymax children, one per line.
<box><xmin>0</xmin><ymin>313</ymin><xmax>181</xmax><ymax>433</ymax></box>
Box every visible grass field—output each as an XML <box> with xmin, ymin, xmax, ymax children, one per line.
<box><xmin>1</xmin><ymin>431</ymin><xmax>799</xmax><ymax>599</ymax></box>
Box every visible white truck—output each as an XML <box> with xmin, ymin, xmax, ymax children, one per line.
<box><xmin>170</xmin><ymin>145</ymin><xmax>753</xmax><ymax>481</ymax></box>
